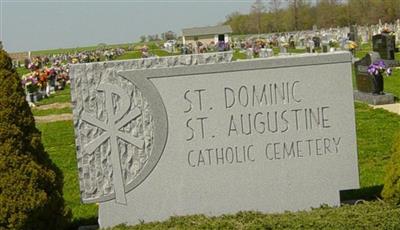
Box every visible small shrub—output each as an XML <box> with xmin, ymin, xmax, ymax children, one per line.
<box><xmin>382</xmin><ymin>133</ymin><xmax>400</xmax><ymax>203</ymax></box>
<box><xmin>0</xmin><ymin>49</ymin><xmax>71</xmax><ymax>229</ymax></box>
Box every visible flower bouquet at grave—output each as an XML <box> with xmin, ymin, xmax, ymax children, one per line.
<box><xmin>28</xmin><ymin>57</ymin><xmax>42</xmax><ymax>71</ymax></box>
<box><xmin>381</xmin><ymin>27</ymin><xmax>393</xmax><ymax>34</ymax></box>
<box><xmin>347</xmin><ymin>40</ymin><xmax>358</xmax><ymax>50</ymax></box>
<box><xmin>329</xmin><ymin>39</ymin><xmax>338</xmax><ymax>48</ymax></box>
<box><xmin>21</xmin><ymin>73</ymin><xmax>39</xmax><ymax>93</ymax></box>
<box><xmin>367</xmin><ymin>60</ymin><xmax>392</xmax><ymax>76</ymax></box>
<box><xmin>56</xmin><ymin>68</ymin><xmax>69</xmax><ymax>90</ymax></box>
<box><xmin>281</xmin><ymin>42</ymin><xmax>289</xmax><ymax>48</ymax></box>
<box><xmin>367</xmin><ymin>60</ymin><xmax>392</xmax><ymax>95</ymax></box>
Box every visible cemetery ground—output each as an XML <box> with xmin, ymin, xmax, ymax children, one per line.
<box><xmin>29</xmin><ymin>46</ymin><xmax>400</xmax><ymax>229</ymax></box>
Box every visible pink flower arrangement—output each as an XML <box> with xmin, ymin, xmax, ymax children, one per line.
<box><xmin>21</xmin><ymin>74</ymin><xmax>39</xmax><ymax>93</ymax></box>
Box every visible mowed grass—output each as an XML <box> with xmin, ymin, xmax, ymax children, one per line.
<box><xmin>35</xmin><ymin>85</ymin><xmax>72</xmax><ymax>106</ymax></box>
<box><xmin>355</xmin><ymin>102</ymin><xmax>400</xmax><ymax>187</ymax></box>
<box><xmin>36</xmin><ymin>121</ymin><xmax>98</xmax><ymax>226</ymax></box>
<box><xmin>384</xmin><ymin>67</ymin><xmax>400</xmax><ymax>97</ymax></box>
<box><xmin>16</xmin><ymin>66</ymin><xmax>30</xmax><ymax>76</ymax></box>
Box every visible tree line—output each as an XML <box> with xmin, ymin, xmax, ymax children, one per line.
<box><xmin>225</xmin><ymin>0</ymin><xmax>400</xmax><ymax>34</ymax></box>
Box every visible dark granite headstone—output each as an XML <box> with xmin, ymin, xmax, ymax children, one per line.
<box><xmin>349</xmin><ymin>25</ymin><xmax>358</xmax><ymax>42</ymax></box>
<box><xmin>372</xmin><ymin>33</ymin><xmax>398</xmax><ymax>60</ymax></box>
<box><xmin>354</xmin><ymin>52</ymin><xmax>380</xmax><ymax>93</ymax></box>
<box><xmin>312</xmin><ymin>36</ymin><xmax>321</xmax><ymax>48</ymax></box>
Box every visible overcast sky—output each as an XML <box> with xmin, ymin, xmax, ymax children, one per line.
<box><xmin>1</xmin><ymin>0</ymin><xmax>253</xmax><ymax>52</ymax></box>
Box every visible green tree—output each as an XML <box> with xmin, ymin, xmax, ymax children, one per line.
<box><xmin>316</xmin><ymin>0</ymin><xmax>341</xmax><ymax>28</ymax></box>
<box><xmin>161</xmin><ymin>30</ymin><xmax>177</xmax><ymax>41</ymax></box>
<box><xmin>0</xmin><ymin>49</ymin><xmax>70</xmax><ymax>229</ymax></box>
<box><xmin>267</xmin><ymin>0</ymin><xmax>284</xmax><ymax>32</ymax></box>
<box><xmin>250</xmin><ymin>0</ymin><xmax>266</xmax><ymax>34</ymax></box>
<box><xmin>225</xmin><ymin>12</ymin><xmax>252</xmax><ymax>34</ymax></box>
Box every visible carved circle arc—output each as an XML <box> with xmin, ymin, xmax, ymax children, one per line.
<box><xmin>117</xmin><ymin>70</ymin><xmax>169</xmax><ymax>196</ymax></box>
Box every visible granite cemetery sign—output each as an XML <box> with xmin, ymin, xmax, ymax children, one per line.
<box><xmin>70</xmin><ymin>52</ymin><xmax>359</xmax><ymax>228</ymax></box>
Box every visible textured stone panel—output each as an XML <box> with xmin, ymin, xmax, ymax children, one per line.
<box><xmin>70</xmin><ymin>52</ymin><xmax>233</xmax><ymax>203</ymax></box>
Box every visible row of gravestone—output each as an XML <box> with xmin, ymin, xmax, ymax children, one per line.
<box><xmin>234</xmin><ymin>20</ymin><xmax>400</xmax><ymax>54</ymax></box>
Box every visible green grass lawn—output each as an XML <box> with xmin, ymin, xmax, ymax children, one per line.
<box><xmin>115</xmin><ymin>51</ymin><xmax>142</xmax><ymax>60</ymax></box>
<box><xmin>35</xmin><ymin>85</ymin><xmax>72</xmax><ymax>106</ymax></box>
<box><xmin>16</xmin><ymin>66</ymin><xmax>30</xmax><ymax>76</ymax></box>
<box><xmin>355</xmin><ymin>103</ymin><xmax>400</xmax><ymax>187</ymax></box>
<box><xmin>384</xmin><ymin>67</ymin><xmax>400</xmax><ymax>97</ymax></box>
<box><xmin>36</xmin><ymin>121</ymin><xmax>97</xmax><ymax>227</ymax></box>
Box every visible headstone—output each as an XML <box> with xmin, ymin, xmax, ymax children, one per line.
<box><xmin>372</xmin><ymin>33</ymin><xmax>398</xmax><ymax>61</ymax></box>
<box><xmin>354</xmin><ymin>51</ymin><xmax>380</xmax><ymax>93</ymax></box>
<box><xmin>299</xmin><ymin>38</ymin><xmax>305</xmax><ymax>48</ymax></box>
<box><xmin>246</xmin><ymin>48</ymin><xmax>254</xmax><ymax>59</ymax></box>
<box><xmin>321</xmin><ymin>40</ymin><xmax>329</xmax><ymax>53</ymax></box>
<box><xmin>279</xmin><ymin>46</ymin><xmax>288</xmax><ymax>55</ymax></box>
<box><xmin>306</xmin><ymin>39</ymin><xmax>315</xmax><ymax>53</ymax></box>
<box><xmin>339</xmin><ymin>37</ymin><xmax>347</xmax><ymax>50</ymax></box>
<box><xmin>349</xmin><ymin>25</ymin><xmax>358</xmax><ymax>42</ymax></box>
<box><xmin>266</xmin><ymin>48</ymin><xmax>274</xmax><ymax>57</ymax></box>
<box><xmin>395</xmin><ymin>19</ymin><xmax>400</xmax><ymax>44</ymax></box>
<box><xmin>312</xmin><ymin>36</ymin><xmax>321</xmax><ymax>48</ymax></box>
<box><xmin>259</xmin><ymin>48</ymin><xmax>267</xmax><ymax>58</ymax></box>
<box><xmin>70</xmin><ymin>52</ymin><xmax>359</xmax><ymax>228</ymax></box>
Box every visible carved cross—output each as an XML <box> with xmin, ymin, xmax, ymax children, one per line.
<box><xmin>81</xmin><ymin>83</ymin><xmax>144</xmax><ymax>204</ymax></box>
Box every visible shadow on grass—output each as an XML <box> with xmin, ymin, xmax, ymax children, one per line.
<box><xmin>340</xmin><ymin>184</ymin><xmax>383</xmax><ymax>202</ymax></box>
<box><xmin>68</xmin><ymin>217</ymin><xmax>98</xmax><ymax>230</ymax></box>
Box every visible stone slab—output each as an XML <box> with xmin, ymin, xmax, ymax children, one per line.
<box><xmin>70</xmin><ymin>52</ymin><xmax>359</xmax><ymax>228</ymax></box>
<box><xmin>354</xmin><ymin>90</ymin><xmax>395</xmax><ymax>105</ymax></box>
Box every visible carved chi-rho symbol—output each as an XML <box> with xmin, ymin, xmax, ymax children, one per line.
<box><xmin>81</xmin><ymin>83</ymin><xmax>144</xmax><ymax>204</ymax></box>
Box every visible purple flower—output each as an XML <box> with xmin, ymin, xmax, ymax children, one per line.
<box><xmin>367</xmin><ymin>60</ymin><xmax>392</xmax><ymax>76</ymax></box>
<box><xmin>367</xmin><ymin>64</ymin><xmax>378</xmax><ymax>75</ymax></box>
<box><xmin>375</xmin><ymin>60</ymin><xmax>386</xmax><ymax>68</ymax></box>
<box><xmin>368</xmin><ymin>61</ymin><xmax>385</xmax><ymax>75</ymax></box>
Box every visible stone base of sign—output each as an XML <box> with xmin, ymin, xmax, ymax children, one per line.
<box><xmin>77</xmin><ymin>225</ymin><xmax>98</xmax><ymax>230</ymax></box>
<box><xmin>354</xmin><ymin>90</ymin><xmax>395</xmax><ymax>105</ymax></box>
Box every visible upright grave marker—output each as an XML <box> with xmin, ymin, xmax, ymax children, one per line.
<box><xmin>70</xmin><ymin>52</ymin><xmax>359</xmax><ymax>228</ymax></box>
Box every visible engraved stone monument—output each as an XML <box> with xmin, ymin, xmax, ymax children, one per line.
<box><xmin>70</xmin><ymin>52</ymin><xmax>359</xmax><ymax>228</ymax></box>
